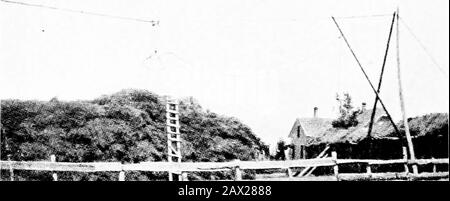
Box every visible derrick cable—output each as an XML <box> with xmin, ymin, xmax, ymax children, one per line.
<box><xmin>0</xmin><ymin>0</ymin><xmax>159</xmax><ymax>25</ymax></box>
<box><xmin>398</xmin><ymin>16</ymin><xmax>448</xmax><ymax>77</ymax></box>
<box><xmin>333</xmin><ymin>13</ymin><xmax>392</xmax><ymax>20</ymax></box>
<box><xmin>1</xmin><ymin>0</ymin><xmax>393</xmax><ymax>25</ymax></box>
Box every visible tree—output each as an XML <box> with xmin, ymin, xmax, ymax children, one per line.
<box><xmin>332</xmin><ymin>93</ymin><xmax>359</xmax><ymax>128</ymax></box>
<box><xmin>274</xmin><ymin>139</ymin><xmax>287</xmax><ymax>160</ymax></box>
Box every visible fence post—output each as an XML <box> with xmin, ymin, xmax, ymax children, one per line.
<box><xmin>234</xmin><ymin>159</ymin><xmax>242</xmax><ymax>181</ymax></box>
<box><xmin>286</xmin><ymin>168</ymin><xmax>293</xmax><ymax>178</ymax></box>
<box><xmin>7</xmin><ymin>155</ymin><xmax>14</xmax><ymax>181</ymax></box>
<box><xmin>331</xmin><ymin>151</ymin><xmax>339</xmax><ymax>181</ymax></box>
<box><xmin>432</xmin><ymin>157</ymin><xmax>436</xmax><ymax>173</ymax></box>
<box><xmin>182</xmin><ymin>172</ymin><xmax>188</xmax><ymax>181</ymax></box>
<box><xmin>402</xmin><ymin>147</ymin><xmax>410</xmax><ymax>175</ymax></box>
<box><xmin>168</xmin><ymin>171</ymin><xmax>173</xmax><ymax>181</ymax></box>
<box><xmin>235</xmin><ymin>167</ymin><xmax>242</xmax><ymax>181</ymax></box>
<box><xmin>50</xmin><ymin>155</ymin><xmax>57</xmax><ymax>181</ymax></box>
<box><xmin>412</xmin><ymin>163</ymin><xmax>419</xmax><ymax>175</ymax></box>
<box><xmin>366</xmin><ymin>164</ymin><xmax>372</xmax><ymax>174</ymax></box>
<box><xmin>118</xmin><ymin>171</ymin><xmax>125</xmax><ymax>181</ymax></box>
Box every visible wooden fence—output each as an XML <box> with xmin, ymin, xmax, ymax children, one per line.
<box><xmin>1</xmin><ymin>152</ymin><xmax>448</xmax><ymax>181</ymax></box>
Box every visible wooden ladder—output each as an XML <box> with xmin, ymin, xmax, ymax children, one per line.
<box><xmin>166</xmin><ymin>97</ymin><xmax>182</xmax><ymax>181</ymax></box>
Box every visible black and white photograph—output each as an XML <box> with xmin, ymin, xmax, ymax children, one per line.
<box><xmin>0</xmin><ymin>0</ymin><xmax>448</xmax><ymax>189</ymax></box>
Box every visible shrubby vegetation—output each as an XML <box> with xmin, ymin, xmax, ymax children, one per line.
<box><xmin>332</xmin><ymin>93</ymin><xmax>360</xmax><ymax>128</ymax></box>
<box><xmin>274</xmin><ymin>139</ymin><xmax>287</xmax><ymax>160</ymax></box>
<box><xmin>0</xmin><ymin>89</ymin><xmax>268</xmax><ymax>180</ymax></box>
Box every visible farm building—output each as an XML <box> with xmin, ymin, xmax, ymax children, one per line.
<box><xmin>287</xmin><ymin>107</ymin><xmax>449</xmax><ymax>161</ymax></box>
<box><xmin>287</xmin><ymin>107</ymin><xmax>333</xmax><ymax>159</ymax></box>
<box><xmin>288</xmin><ymin>105</ymin><xmax>393</xmax><ymax>160</ymax></box>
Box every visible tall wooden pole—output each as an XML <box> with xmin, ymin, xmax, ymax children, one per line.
<box><xmin>396</xmin><ymin>8</ymin><xmax>418</xmax><ymax>174</ymax></box>
<box><xmin>367</xmin><ymin>12</ymin><xmax>396</xmax><ymax>138</ymax></box>
<box><xmin>332</xmin><ymin>16</ymin><xmax>401</xmax><ymax>136</ymax></box>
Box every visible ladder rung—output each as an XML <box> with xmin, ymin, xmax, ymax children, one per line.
<box><xmin>166</xmin><ymin>123</ymin><xmax>180</xmax><ymax>127</ymax></box>
<box><xmin>167</xmin><ymin>107</ymin><xmax>178</xmax><ymax>111</ymax></box>
<box><xmin>167</xmin><ymin>126</ymin><xmax>180</xmax><ymax>131</ymax></box>
<box><xmin>168</xmin><ymin>137</ymin><xmax>182</xmax><ymax>142</ymax></box>
<box><xmin>167</xmin><ymin>130</ymin><xmax>180</xmax><ymax>135</ymax></box>
<box><xmin>166</xmin><ymin>115</ymin><xmax>179</xmax><ymax>120</ymax></box>
<box><xmin>168</xmin><ymin>153</ymin><xmax>181</xmax><ymax>158</ymax></box>
<box><xmin>167</xmin><ymin>133</ymin><xmax>180</xmax><ymax>138</ymax></box>
<box><xmin>166</xmin><ymin>124</ymin><xmax>181</xmax><ymax>128</ymax></box>
<box><xmin>169</xmin><ymin>154</ymin><xmax>180</xmax><ymax>159</ymax></box>
<box><xmin>167</xmin><ymin>118</ymin><xmax>180</xmax><ymax>122</ymax></box>
<box><xmin>169</xmin><ymin>145</ymin><xmax>179</xmax><ymax>153</ymax></box>
<box><xmin>166</xmin><ymin>117</ymin><xmax>179</xmax><ymax>122</ymax></box>
<box><xmin>167</xmin><ymin>129</ymin><xmax>179</xmax><ymax>134</ymax></box>
<box><xmin>167</xmin><ymin>110</ymin><xmax>179</xmax><ymax>114</ymax></box>
<box><xmin>166</xmin><ymin>112</ymin><xmax>179</xmax><ymax>117</ymax></box>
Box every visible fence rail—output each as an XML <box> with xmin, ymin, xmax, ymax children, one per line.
<box><xmin>1</xmin><ymin>152</ymin><xmax>448</xmax><ymax>181</ymax></box>
<box><xmin>0</xmin><ymin>158</ymin><xmax>337</xmax><ymax>172</ymax></box>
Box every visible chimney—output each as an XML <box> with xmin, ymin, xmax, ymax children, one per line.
<box><xmin>361</xmin><ymin>102</ymin><xmax>367</xmax><ymax>112</ymax></box>
<box><xmin>313</xmin><ymin>107</ymin><xmax>318</xmax><ymax>118</ymax></box>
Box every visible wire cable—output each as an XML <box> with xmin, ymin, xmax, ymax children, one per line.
<box><xmin>0</xmin><ymin>0</ymin><xmax>159</xmax><ymax>25</ymax></box>
<box><xmin>333</xmin><ymin>13</ymin><xmax>392</xmax><ymax>20</ymax></box>
<box><xmin>399</xmin><ymin>16</ymin><xmax>448</xmax><ymax>77</ymax></box>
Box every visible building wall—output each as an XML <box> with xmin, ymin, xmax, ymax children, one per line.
<box><xmin>290</xmin><ymin>123</ymin><xmax>308</xmax><ymax>159</ymax></box>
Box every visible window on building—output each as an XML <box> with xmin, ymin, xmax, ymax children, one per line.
<box><xmin>297</xmin><ymin>126</ymin><xmax>301</xmax><ymax>138</ymax></box>
<box><xmin>291</xmin><ymin>146</ymin><xmax>295</xmax><ymax>159</ymax></box>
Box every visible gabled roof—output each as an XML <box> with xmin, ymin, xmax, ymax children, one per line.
<box><xmin>309</xmin><ymin>108</ymin><xmax>398</xmax><ymax>145</ymax></box>
<box><xmin>356</xmin><ymin>108</ymin><xmax>387</xmax><ymax>127</ymax></box>
<box><xmin>288</xmin><ymin>117</ymin><xmax>333</xmax><ymax>138</ymax></box>
<box><xmin>289</xmin><ymin>108</ymin><xmax>397</xmax><ymax>145</ymax></box>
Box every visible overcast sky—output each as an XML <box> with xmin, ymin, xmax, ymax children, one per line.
<box><xmin>1</xmin><ymin>0</ymin><xmax>448</xmax><ymax>148</ymax></box>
